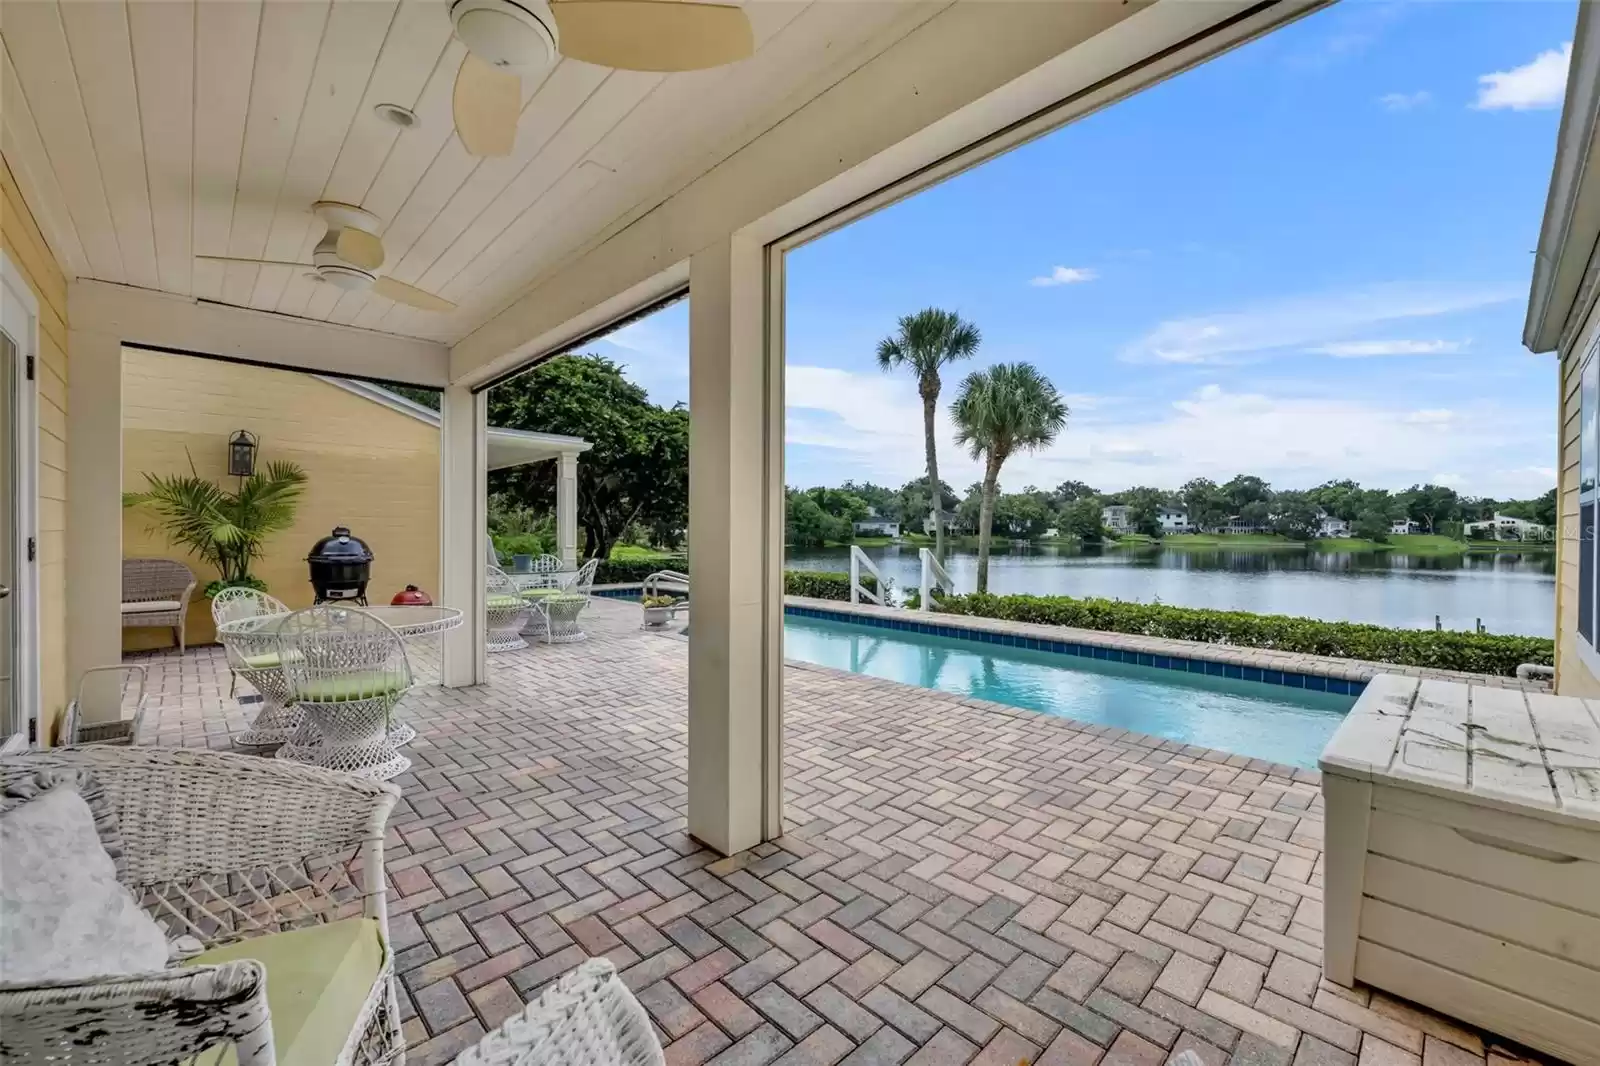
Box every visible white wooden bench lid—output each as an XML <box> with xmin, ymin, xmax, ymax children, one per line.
<box><xmin>1320</xmin><ymin>673</ymin><xmax>1600</xmax><ymax>824</ymax></box>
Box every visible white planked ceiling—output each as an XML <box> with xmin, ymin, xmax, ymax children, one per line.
<box><xmin>0</xmin><ymin>0</ymin><xmax>941</xmax><ymax>343</ymax></box>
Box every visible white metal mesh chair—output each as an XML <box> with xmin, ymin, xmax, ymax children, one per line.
<box><xmin>276</xmin><ymin>606</ymin><xmax>413</xmax><ymax>781</ymax></box>
<box><xmin>456</xmin><ymin>959</ymin><xmax>664</xmax><ymax>1066</ymax></box>
<box><xmin>486</xmin><ymin>567</ymin><xmax>530</xmax><ymax>652</ymax></box>
<box><xmin>212</xmin><ymin>591</ymin><xmax>299</xmax><ymax>749</ymax></box>
<box><xmin>0</xmin><ymin>746</ymin><xmax>402</xmax><ymax>1066</ymax></box>
<box><xmin>525</xmin><ymin>558</ymin><xmax>598</xmax><ymax>645</ymax></box>
<box><xmin>122</xmin><ymin>558</ymin><xmax>198</xmax><ymax>653</ymax></box>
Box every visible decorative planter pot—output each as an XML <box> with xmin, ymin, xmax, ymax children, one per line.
<box><xmin>642</xmin><ymin>606</ymin><xmax>672</xmax><ymax>627</ymax></box>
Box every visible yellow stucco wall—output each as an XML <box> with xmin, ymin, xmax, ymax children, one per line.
<box><xmin>122</xmin><ymin>349</ymin><xmax>440</xmax><ymax>650</ymax></box>
<box><xmin>1557</xmin><ymin>297</ymin><xmax>1600</xmax><ymax>696</ymax></box>
<box><xmin>2</xmin><ymin>156</ymin><xmax>69</xmax><ymax>743</ymax></box>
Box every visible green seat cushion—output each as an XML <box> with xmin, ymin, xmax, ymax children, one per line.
<box><xmin>519</xmin><ymin>587</ymin><xmax>562</xmax><ymax>599</ymax></box>
<box><xmin>192</xmin><ymin>917</ymin><xmax>385</xmax><ymax>1066</ymax></box>
<box><xmin>485</xmin><ymin>594</ymin><xmax>524</xmax><ymax>609</ymax></box>
<box><xmin>294</xmin><ymin>672</ymin><xmax>407</xmax><ymax>703</ymax></box>
<box><xmin>240</xmin><ymin>650</ymin><xmax>300</xmax><ymax>670</ymax></box>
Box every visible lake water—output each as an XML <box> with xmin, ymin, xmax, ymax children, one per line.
<box><xmin>785</xmin><ymin>543</ymin><xmax>1558</xmax><ymax>637</ymax></box>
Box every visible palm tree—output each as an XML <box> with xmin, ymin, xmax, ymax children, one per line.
<box><xmin>951</xmin><ymin>363</ymin><xmax>1069</xmax><ymax>593</ymax></box>
<box><xmin>124</xmin><ymin>459</ymin><xmax>308</xmax><ymax>595</ymax></box>
<box><xmin>876</xmin><ymin>308</ymin><xmax>981</xmax><ymax>558</ymax></box>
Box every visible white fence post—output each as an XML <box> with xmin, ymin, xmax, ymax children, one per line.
<box><xmin>848</xmin><ymin>545</ymin><xmax>884</xmax><ymax>606</ymax></box>
<box><xmin>919</xmin><ymin>548</ymin><xmax>952</xmax><ymax>612</ymax></box>
<box><xmin>850</xmin><ymin>549</ymin><xmax>861</xmax><ymax>605</ymax></box>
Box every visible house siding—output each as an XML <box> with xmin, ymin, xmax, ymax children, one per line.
<box><xmin>121</xmin><ymin>348</ymin><xmax>441</xmax><ymax>650</ymax></box>
<box><xmin>1558</xmin><ymin>294</ymin><xmax>1600</xmax><ymax>696</ymax></box>
<box><xmin>2</xmin><ymin>156</ymin><xmax>69</xmax><ymax>743</ymax></box>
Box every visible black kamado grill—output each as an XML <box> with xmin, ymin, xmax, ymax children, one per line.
<box><xmin>307</xmin><ymin>526</ymin><xmax>373</xmax><ymax>605</ymax></box>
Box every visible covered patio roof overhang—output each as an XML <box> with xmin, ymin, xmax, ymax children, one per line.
<box><xmin>10</xmin><ymin>0</ymin><xmax>1328</xmax><ymax>857</ymax></box>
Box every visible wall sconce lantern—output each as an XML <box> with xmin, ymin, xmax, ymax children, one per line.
<box><xmin>227</xmin><ymin>430</ymin><xmax>259</xmax><ymax>478</ymax></box>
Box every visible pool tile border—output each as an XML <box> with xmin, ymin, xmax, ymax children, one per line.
<box><xmin>783</xmin><ymin>603</ymin><xmax>1364</xmax><ymax>696</ymax></box>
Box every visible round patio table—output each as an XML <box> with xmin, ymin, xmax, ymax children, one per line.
<box><xmin>218</xmin><ymin>605</ymin><xmax>463</xmax><ymax>766</ymax></box>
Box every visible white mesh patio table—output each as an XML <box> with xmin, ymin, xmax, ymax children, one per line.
<box><xmin>219</xmin><ymin>605</ymin><xmax>462</xmax><ymax>764</ymax></box>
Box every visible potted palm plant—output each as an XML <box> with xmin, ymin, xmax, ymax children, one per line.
<box><xmin>124</xmin><ymin>457</ymin><xmax>309</xmax><ymax>598</ymax></box>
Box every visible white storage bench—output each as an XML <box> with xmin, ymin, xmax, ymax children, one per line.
<box><xmin>1320</xmin><ymin>674</ymin><xmax>1600</xmax><ymax>1065</ymax></box>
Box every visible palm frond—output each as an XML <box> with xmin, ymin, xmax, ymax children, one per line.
<box><xmin>951</xmin><ymin>362</ymin><xmax>1070</xmax><ymax>463</ymax></box>
<box><xmin>122</xmin><ymin>461</ymin><xmax>307</xmax><ymax>584</ymax></box>
<box><xmin>874</xmin><ymin>308</ymin><xmax>982</xmax><ymax>381</ymax></box>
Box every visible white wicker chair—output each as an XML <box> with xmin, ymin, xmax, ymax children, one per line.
<box><xmin>525</xmin><ymin>558</ymin><xmax>599</xmax><ymax>645</ymax></box>
<box><xmin>276</xmin><ymin>606</ymin><xmax>413</xmax><ymax>781</ymax></box>
<box><xmin>60</xmin><ymin>664</ymin><xmax>147</xmax><ymax>746</ymax></box>
<box><xmin>212</xmin><ymin>591</ymin><xmax>300</xmax><ymax>749</ymax></box>
<box><xmin>456</xmin><ymin>959</ymin><xmax>664</xmax><ymax>1066</ymax></box>
<box><xmin>122</xmin><ymin>558</ymin><xmax>198</xmax><ymax>653</ymax></box>
<box><xmin>485</xmin><ymin>567</ymin><xmax>530</xmax><ymax>652</ymax></box>
<box><xmin>0</xmin><ymin>746</ymin><xmax>402</xmax><ymax>1066</ymax></box>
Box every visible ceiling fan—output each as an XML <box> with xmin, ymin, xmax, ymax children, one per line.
<box><xmin>449</xmin><ymin>0</ymin><xmax>754</xmax><ymax>157</ymax></box>
<box><xmin>196</xmin><ymin>202</ymin><xmax>456</xmax><ymax>313</ymax></box>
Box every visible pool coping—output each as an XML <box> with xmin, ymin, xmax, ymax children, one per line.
<box><xmin>596</xmin><ymin>584</ymin><xmax>1542</xmax><ymax>693</ymax></box>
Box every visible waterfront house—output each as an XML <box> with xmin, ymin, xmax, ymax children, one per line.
<box><xmin>1224</xmin><ymin>513</ymin><xmax>1270</xmax><ymax>535</ymax></box>
<box><xmin>1389</xmin><ymin>518</ymin><xmax>1421</xmax><ymax>536</ymax></box>
<box><xmin>852</xmin><ymin>514</ymin><xmax>901</xmax><ymax>538</ymax></box>
<box><xmin>1101</xmin><ymin>503</ymin><xmax>1131</xmax><ymax>531</ymax></box>
<box><xmin>1464</xmin><ymin>513</ymin><xmax>1552</xmax><ymax>542</ymax></box>
<box><xmin>921</xmin><ymin>508</ymin><xmax>963</xmax><ymax>537</ymax></box>
<box><xmin>1157</xmin><ymin>507</ymin><xmax>1192</xmax><ymax>533</ymax></box>
<box><xmin>1316</xmin><ymin>511</ymin><xmax>1351</xmax><ymax>538</ymax></box>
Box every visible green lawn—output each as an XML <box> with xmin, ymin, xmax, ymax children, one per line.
<box><xmin>608</xmin><ymin>544</ymin><xmax>681</xmax><ymax>562</ymax></box>
<box><xmin>1162</xmin><ymin>533</ymin><xmax>1299</xmax><ymax>548</ymax></box>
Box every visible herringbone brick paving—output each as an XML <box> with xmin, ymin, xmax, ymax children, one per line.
<box><xmin>132</xmin><ymin>600</ymin><xmax>1560</xmax><ymax>1066</ymax></box>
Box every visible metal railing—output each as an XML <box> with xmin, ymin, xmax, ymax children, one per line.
<box><xmin>919</xmin><ymin>548</ymin><xmax>953</xmax><ymax>612</ymax></box>
<box><xmin>849</xmin><ymin>545</ymin><xmax>885</xmax><ymax>606</ymax></box>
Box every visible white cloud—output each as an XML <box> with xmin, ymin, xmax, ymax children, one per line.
<box><xmin>1030</xmin><ymin>266</ymin><xmax>1098</xmax><ymax>287</ymax></box>
<box><xmin>1308</xmin><ymin>339</ymin><xmax>1466</xmax><ymax>357</ymax></box>
<box><xmin>785</xmin><ymin>371</ymin><xmax>1553</xmax><ymax>498</ymax></box>
<box><xmin>1119</xmin><ymin>284</ymin><xmax>1516</xmax><ymax>364</ymax></box>
<box><xmin>1474</xmin><ymin>42</ymin><xmax>1571</xmax><ymax>111</ymax></box>
<box><xmin>1379</xmin><ymin>90</ymin><xmax>1431</xmax><ymax>111</ymax></box>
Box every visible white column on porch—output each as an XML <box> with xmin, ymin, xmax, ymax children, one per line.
<box><xmin>65</xmin><ymin>326</ymin><xmax>124</xmax><ymax>723</ymax></box>
<box><xmin>439</xmin><ymin>384</ymin><xmax>487</xmax><ymax>688</ymax></box>
<box><xmin>687</xmin><ymin>234</ymin><xmax>785</xmax><ymax>856</ymax></box>
<box><xmin>556</xmin><ymin>450</ymin><xmax>579</xmax><ymax>567</ymax></box>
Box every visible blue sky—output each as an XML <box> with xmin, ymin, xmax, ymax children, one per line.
<box><xmin>595</xmin><ymin>0</ymin><xmax>1576</xmax><ymax>500</ymax></box>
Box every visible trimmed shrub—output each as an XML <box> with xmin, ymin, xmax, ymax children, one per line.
<box><xmin>783</xmin><ymin>570</ymin><xmax>883</xmax><ymax>601</ymax></box>
<box><xmin>596</xmin><ymin>556</ymin><xmax>687</xmax><ymax>584</ymax></box>
<box><xmin>933</xmin><ymin>593</ymin><xmax>1552</xmax><ymax>678</ymax></box>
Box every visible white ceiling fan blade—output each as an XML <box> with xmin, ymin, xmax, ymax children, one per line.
<box><xmin>372</xmin><ymin>276</ymin><xmax>457</xmax><ymax>313</ymax></box>
<box><xmin>551</xmin><ymin>0</ymin><xmax>753</xmax><ymax>72</ymax></box>
<box><xmin>196</xmin><ymin>255</ymin><xmax>314</xmax><ymax>269</ymax></box>
<box><xmin>454</xmin><ymin>52</ymin><xmax>520</xmax><ymax>157</ymax></box>
<box><xmin>335</xmin><ymin>227</ymin><xmax>385</xmax><ymax>272</ymax></box>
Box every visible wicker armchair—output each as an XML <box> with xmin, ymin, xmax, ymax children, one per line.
<box><xmin>0</xmin><ymin>746</ymin><xmax>402</xmax><ymax>1066</ymax></box>
<box><xmin>122</xmin><ymin>559</ymin><xmax>198</xmax><ymax>653</ymax></box>
<box><xmin>457</xmin><ymin>959</ymin><xmax>664</xmax><ymax>1066</ymax></box>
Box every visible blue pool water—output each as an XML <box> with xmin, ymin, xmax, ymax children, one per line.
<box><xmin>783</xmin><ymin>614</ymin><xmax>1356</xmax><ymax>768</ymax></box>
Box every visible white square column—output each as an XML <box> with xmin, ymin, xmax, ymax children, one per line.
<box><xmin>556</xmin><ymin>452</ymin><xmax>579</xmax><ymax>568</ymax></box>
<box><xmin>65</xmin><ymin>326</ymin><xmax>124</xmax><ymax>725</ymax></box>
<box><xmin>687</xmin><ymin>234</ymin><xmax>785</xmax><ymax>856</ymax></box>
<box><xmin>440</xmin><ymin>384</ymin><xmax>487</xmax><ymax>688</ymax></box>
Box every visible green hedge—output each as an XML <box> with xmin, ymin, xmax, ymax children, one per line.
<box><xmin>596</xmin><ymin>557</ymin><xmax>688</xmax><ymax>584</ymax></box>
<box><xmin>933</xmin><ymin>593</ymin><xmax>1552</xmax><ymax>678</ymax></box>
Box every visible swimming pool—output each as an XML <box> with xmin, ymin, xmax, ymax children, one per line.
<box><xmin>783</xmin><ymin>612</ymin><xmax>1356</xmax><ymax>769</ymax></box>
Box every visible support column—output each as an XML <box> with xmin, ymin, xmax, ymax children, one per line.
<box><xmin>556</xmin><ymin>451</ymin><xmax>579</xmax><ymax>567</ymax></box>
<box><xmin>65</xmin><ymin>327</ymin><xmax>123</xmax><ymax>725</ymax></box>
<box><xmin>440</xmin><ymin>384</ymin><xmax>487</xmax><ymax>688</ymax></box>
<box><xmin>687</xmin><ymin>233</ymin><xmax>784</xmax><ymax>856</ymax></box>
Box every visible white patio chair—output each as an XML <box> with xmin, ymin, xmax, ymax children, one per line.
<box><xmin>486</xmin><ymin>566</ymin><xmax>531</xmax><ymax>652</ymax></box>
<box><xmin>277</xmin><ymin>606</ymin><xmax>413</xmax><ymax>781</ymax></box>
<box><xmin>456</xmin><ymin>958</ymin><xmax>664</xmax><ymax>1066</ymax></box>
<box><xmin>526</xmin><ymin>558</ymin><xmax>599</xmax><ymax>644</ymax></box>
<box><xmin>211</xmin><ymin>590</ymin><xmax>302</xmax><ymax>748</ymax></box>
<box><xmin>0</xmin><ymin>746</ymin><xmax>402</xmax><ymax>1066</ymax></box>
<box><xmin>60</xmin><ymin>664</ymin><xmax>147</xmax><ymax>746</ymax></box>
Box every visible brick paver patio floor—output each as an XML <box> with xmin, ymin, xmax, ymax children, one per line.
<box><xmin>132</xmin><ymin>599</ymin><xmax>1555</xmax><ymax>1066</ymax></box>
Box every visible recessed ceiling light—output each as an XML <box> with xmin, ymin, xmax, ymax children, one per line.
<box><xmin>374</xmin><ymin>103</ymin><xmax>419</xmax><ymax>129</ymax></box>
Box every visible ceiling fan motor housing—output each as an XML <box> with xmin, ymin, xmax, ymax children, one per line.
<box><xmin>312</xmin><ymin>232</ymin><xmax>376</xmax><ymax>292</ymax></box>
<box><xmin>450</xmin><ymin>0</ymin><xmax>558</xmax><ymax>72</ymax></box>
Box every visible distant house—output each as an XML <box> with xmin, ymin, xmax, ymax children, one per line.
<box><xmin>853</xmin><ymin>517</ymin><xmax>900</xmax><ymax>537</ymax></box>
<box><xmin>1224</xmin><ymin>514</ymin><xmax>1269</xmax><ymax>535</ymax></box>
<box><xmin>1464</xmin><ymin>513</ymin><xmax>1553</xmax><ymax>542</ymax></box>
<box><xmin>1157</xmin><ymin>507</ymin><xmax>1191</xmax><ymax>533</ymax></box>
<box><xmin>1390</xmin><ymin>518</ymin><xmax>1421</xmax><ymax>536</ymax></box>
<box><xmin>921</xmin><ymin>509</ymin><xmax>962</xmax><ymax>536</ymax></box>
<box><xmin>1101</xmin><ymin>504</ymin><xmax>1130</xmax><ymax>532</ymax></box>
<box><xmin>1316</xmin><ymin>511</ymin><xmax>1351</xmax><ymax>538</ymax></box>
